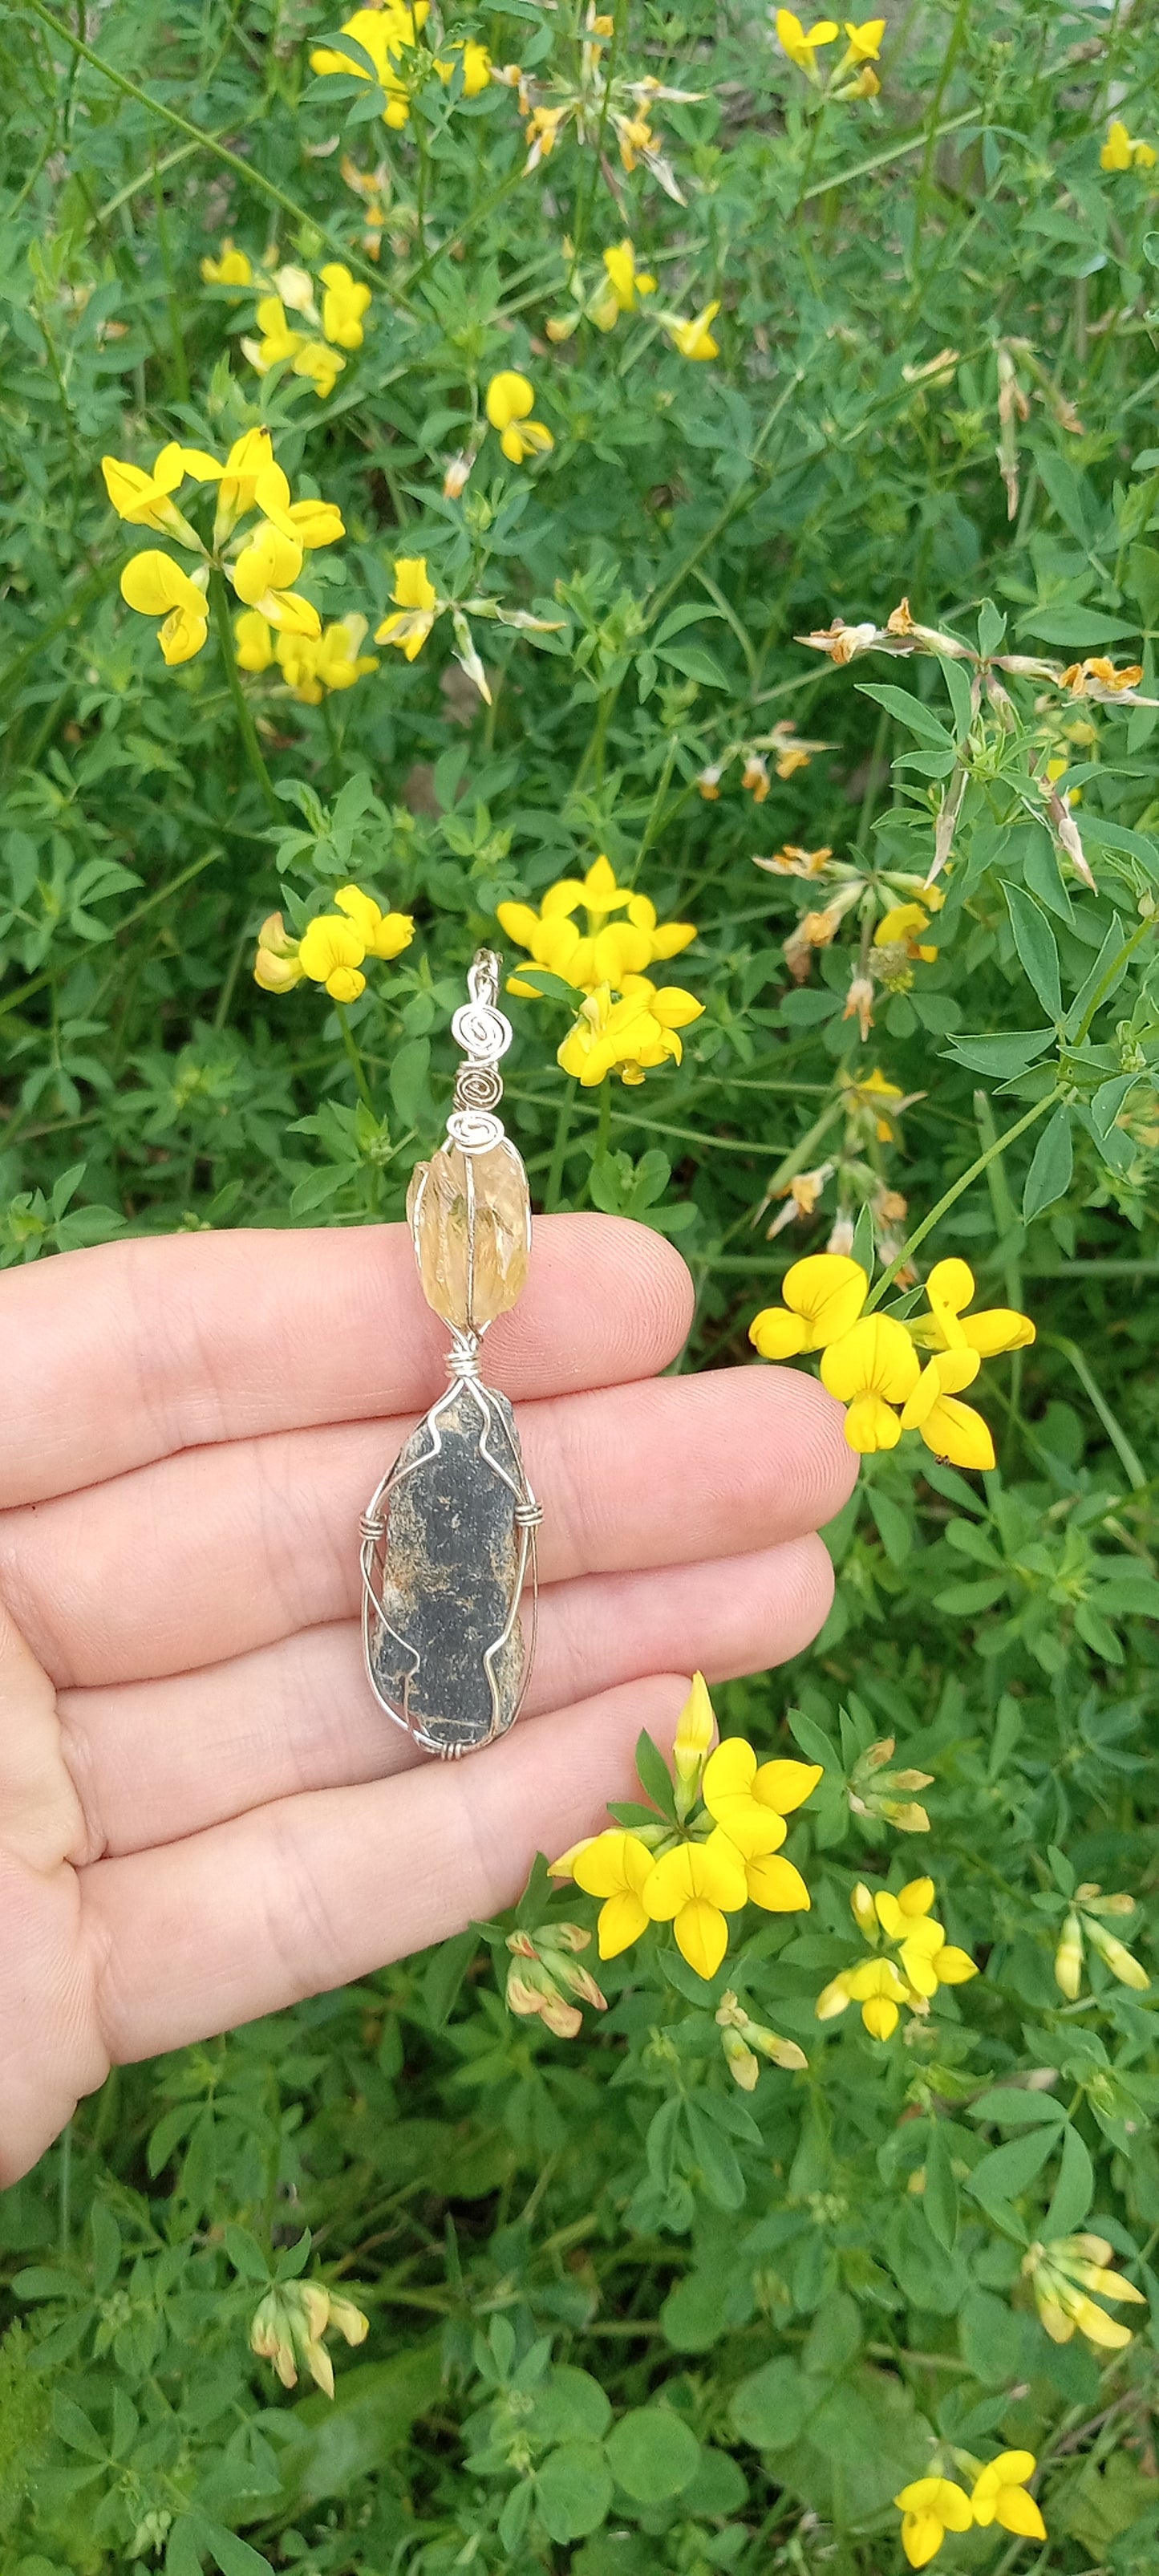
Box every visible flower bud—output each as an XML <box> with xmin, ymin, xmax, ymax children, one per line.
<box><xmin>538</xmin><ymin>1992</ymin><xmax>584</xmax><ymax>2039</ymax></box>
<box><xmin>1084</xmin><ymin>1917</ymin><xmax>1149</xmax><ymax>1990</ymax></box>
<box><xmin>328</xmin><ymin>2294</ymin><xmax>370</xmax><ymax>2347</ymax></box>
<box><xmin>851</xmin><ymin>1882</ymin><xmax>879</xmax><ymax>1941</ymax></box>
<box><xmin>673</xmin><ymin>1669</ymin><xmax>715</xmax><ymax>1804</ymax></box>
<box><xmin>721</xmin><ymin>2027</ymin><xmax>760</xmax><ymax>2090</ymax></box>
<box><xmin>443</xmin><ymin>451</ymin><xmax>473</xmax><ymax>499</ymax></box>
<box><xmin>249</xmin><ymin>2290</ymin><xmax>298</xmax><ymax>2388</ymax></box>
<box><xmin>1055</xmin><ymin>1909</ymin><xmax>1083</xmax><ymax>1999</ymax></box>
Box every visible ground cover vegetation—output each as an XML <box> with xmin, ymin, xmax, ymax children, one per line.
<box><xmin>2</xmin><ymin>0</ymin><xmax>1159</xmax><ymax>2565</ymax></box>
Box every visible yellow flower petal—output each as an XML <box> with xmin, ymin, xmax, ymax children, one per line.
<box><xmin>595</xmin><ymin>1889</ymin><xmax>650</xmax><ymax>1959</ymax></box>
<box><xmin>674</xmin><ymin>1898</ymin><xmax>728</xmax><ymax>1979</ymax></box>
<box><xmin>744</xmin><ymin>1852</ymin><xmax>811</xmax><ymax>1913</ymax></box>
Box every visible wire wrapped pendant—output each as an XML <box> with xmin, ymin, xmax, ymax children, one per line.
<box><xmin>360</xmin><ymin>950</ymin><xmax>542</xmax><ymax>1757</ymax></box>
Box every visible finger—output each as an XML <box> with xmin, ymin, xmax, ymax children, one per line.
<box><xmin>0</xmin><ymin>1215</ymin><xmax>693</xmax><ymax>1507</ymax></box>
<box><xmin>7</xmin><ymin>1369</ymin><xmax>855</xmax><ymax>1686</ymax></box>
<box><xmin>81</xmin><ymin>1675</ymin><xmax>693</xmax><ymax>2063</ymax></box>
<box><xmin>61</xmin><ymin>1533</ymin><xmax>833</xmax><ymax>1856</ymax></box>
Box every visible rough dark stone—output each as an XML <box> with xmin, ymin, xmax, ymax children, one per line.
<box><xmin>370</xmin><ymin>1378</ymin><xmax>526</xmax><ymax>1755</ymax></box>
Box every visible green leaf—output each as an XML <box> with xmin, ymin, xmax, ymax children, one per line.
<box><xmin>203</xmin><ymin>2526</ymin><xmax>274</xmax><ymax>2576</ymax></box>
<box><xmin>51</xmin><ymin>2396</ymin><xmax>105</xmax><ymax>2460</ymax></box>
<box><xmin>967</xmin><ymin>2124</ymin><xmax>1060</xmax><ymax>2217</ymax></box>
<box><xmin>1043</xmin><ymin>2125</ymin><xmax>1095</xmax><ymax>2241</ymax></box>
<box><xmin>634</xmin><ymin>1727</ymin><xmax>678</xmax><ymax>1821</ymax></box>
<box><xmin>803</xmin><ymin>2290</ymin><xmax>861</xmax><ymax>2379</ymax></box>
<box><xmin>1064</xmin><ymin>919</ymin><xmax>1129</xmax><ymax>1040</ymax></box>
<box><xmin>606</xmin><ymin>2407</ymin><xmax>702</xmax><ymax>2503</ymax></box>
<box><xmin>937</xmin><ymin>653</ymin><xmax>975</xmax><ymax>743</ymax></box>
<box><xmin>857</xmin><ymin>682</ymin><xmax>954</xmax><ymax>746</ymax></box>
<box><xmin>1019</xmin><ymin>607</ymin><xmax>1140</xmax><ymax>647</ymax></box>
<box><xmin>729</xmin><ymin>2355</ymin><xmax>813</xmax><ymax>2452</ymax></box>
<box><xmin>651</xmin><ymin>602</ymin><xmax>730</xmax><ymax>646</ymax></box>
<box><xmin>970</xmin><ymin>2088</ymin><xmax>1067</xmax><ymax>2127</ymax></box>
<box><xmin>536</xmin><ymin>2440</ymin><xmax>614</xmax><ymax>2542</ymax></box>
<box><xmin>224</xmin><ymin>2224</ymin><xmax>270</xmax><ymax>2284</ymax></box>
<box><xmin>944</xmin><ymin>1028</ymin><xmax>1056</xmax><ymax>1077</ymax></box>
<box><xmin>390</xmin><ymin>1036</ymin><xmax>431</xmax><ymax>1130</ymax></box>
<box><xmin>654</xmin><ymin>643</ymin><xmax>731</xmax><ymax>688</ymax></box>
<box><xmin>660</xmin><ymin>2270</ymin><xmax>730</xmax><ymax>2353</ymax></box>
<box><xmin>924</xmin><ymin>2124</ymin><xmax>958</xmax><ymax>2253</ymax></box>
<box><xmin>685</xmin><ymin>2099</ymin><xmax>746</xmax><ymax>2209</ymax></box>
<box><xmin>274</xmin><ymin>2346</ymin><xmax>443</xmax><ymax>2508</ymax></box>
<box><xmin>1023</xmin><ymin>1105</ymin><xmax>1073</xmax><ymax>1222</ymax></box>
<box><xmin>422</xmin><ymin>1929</ymin><xmax>479</xmax><ymax>2030</ymax></box>
<box><xmin>527</xmin><ymin>2369</ymin><xmax>613</xmax><ymax>2447</ymax></box>
<box><xmin>1005</xmin><ymin>885</ymin><xmax>1063</xmax><ymax>1021</ymax></box>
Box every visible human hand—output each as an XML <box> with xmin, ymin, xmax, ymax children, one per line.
<box><xmin>0</xmin><ymin>1215</ymin><xmax>854</xmax><ymax>2184</ymax></box>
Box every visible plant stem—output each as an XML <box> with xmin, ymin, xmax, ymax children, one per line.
<box><xmin>209</xmin><ymin>572</ymin><xmax>280</xmax><ymax>820</ymax></box>
<box><xmin>335</xmin><ymin>1006</ymin><xmax>375</xmax><ymax>1114</ymax></box>
<box><xmin>865</xmin><ymin>1088</ymin><xmax>1063</xmax><ymax>1308</ymax></box>
<box><xmin>545</xmin><ymin>1079</ymin><xmax>577</xmax><ymax>1212</ymax></box>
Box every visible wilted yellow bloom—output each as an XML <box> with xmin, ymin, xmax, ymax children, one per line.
<box><xmin>375</xmin><ymin>557</ymin><xmax>440</xmax><ymax>659</ymax></box>
<box><xmin>643</xmin><ymin>1830</ymin><xmax>749</xmax><ymax>1978</ymax></box>
<box><xmin>821</xmin><ymin>1316</ymin><xmax>921</xmax><ymax>1452</ymax></box>
<box><xmin>201</xmin><ymin>237</ymin><xmax>253</xmax><ymax>286</ymax></box>
<box><xmin>557</xmin><ymin>977</ymin><xmax>703</xmax><ymax>1086</ymax></box>
<box><xmin>250</xmin><ymin>2281</ymin><xmax>368</xmax><ymax>2400</ymax></box>
<box><xmin>894</xmin><ymin>2477</ymin><xmax>971</xmax><ymax>2569</ymax></box>
<box><xmin>749</xmin><ymin>1252</ymin><xmax>869</xmax><ymax>1359</ymax></box>
<box><xmin>971</xmin><ymin>2454</ymin><xmax>1045</xmax><ymax>2542</ymax></box>
<box><xmin>485</xmin><ymin>370</ymin><xmax>554</xmax><ymax>463</ymax></box>
<box><xmin>1100</xmin><ymin>118</ymin><xmax>1157</xmax><ymax>172</ymax></box>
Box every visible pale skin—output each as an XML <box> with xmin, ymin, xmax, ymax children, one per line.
<box><xmin>0</xmin><ymin>1214</ymin><xmax>856</xmax><ymax>2187</ymax></box>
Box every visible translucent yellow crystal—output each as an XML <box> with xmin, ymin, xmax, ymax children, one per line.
<box><xmin>407</xmin><ymin>1140</ymin><xmax>530</xmax><ymax>1333</ymax></box>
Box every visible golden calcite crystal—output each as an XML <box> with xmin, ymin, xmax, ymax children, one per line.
<box><xmin>407</xmin><ymin>1139</ymin><xmax>531</xmax><ymax>1334</ymax></box>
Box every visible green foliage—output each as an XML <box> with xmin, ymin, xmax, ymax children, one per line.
<box><xmin>2</xmin><ymin>0</ymin><xmax>1159</xmax><ymax>2566</ymax></box>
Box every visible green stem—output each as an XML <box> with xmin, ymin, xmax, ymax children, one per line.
<box><xmin>594</xmin><ymin>1079</ymin><xmax>612</xmax><ymax>1164</ymax></box>
<box><xmin>20</xmin><ymin>0</ymin><xmax>383</xmax><ymax>289</ymax></box>
<box><xmin>545</xmin><ymin>1079</ymin><xmax>577</xmax><ymax>1212</ymax></box>
<box><xmin>1041</xmin><ymin>1334</ymin><xmax>1149</xmax><ymax>1493</ymax></box>
<box><xmin>335</xmin><ymin>1006</ymin><xmax>375</xmax><ymax>1114</ymax></box>
<box><xmin>752</xmin><ymin>1094</ymin><xmax>845</xmax><ymax>1227</ymax></box>
<box><xmin>864</xmin><ymin>1089</ymin><xmax>1063</xmax><ymax>1309</ymax></box>
<box><xmin>630</xmin><ymin>736</ymin><xmax>680</xmax><ymax>882</ymax></box>
<box><xmin>209</xmin><ymin>573</ymin><xmax>280</xmax><ymax>820</ymax></box>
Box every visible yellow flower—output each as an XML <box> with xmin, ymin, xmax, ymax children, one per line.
<box><xmin>557</xmin><ymin>977</ymin><xmax>703</xmax><ymax>1087</ymax></box>
<box><xmin>971</xmin><ymin>2454</ymin><xmax>1045</xmax><ymax>2542</ymax></box>
<box><xmin>375</xmin><ymin>556</ymin><xmax>440</xmax><ymax>659</ymax></box>
<box><xmin>842</xmin><ymin>15</ymin><xmax>884</xmax><ymax>59</ymax></box>
<box><xmin>253</xmin><ymin>911</ymin><xmax>303</xmax><ymax>994</ymax></box>
<box><xmin>334</xmin><ymin>883</ymin><xmax>414</xmax><ymax>959</ymax></box>
<box><xmin>702</xmin><ymin>1738</ymin><xmax>821</xmax><ymax>1858</ymax></box>
<box><xmin>498</xmin><ymin>857</ymin><xmax>696</xmax><ymax>998</ymax></box>
<box><xmin>315</xmin><ymin>615</ymin><xmax>380</xmax><ymax>693</ymax></box>
<box><xmin>568</xmin><ymin>1829</ymin><xmax>656</xmax><ymax>1959</ymax></box>
<box><xmin>235</xmin><ymin>609</ymin><xmax>277</xmax><ymax>672</ymax></box>
<box><xmin>1055</xmin><ymin>1908</ymin><xmax>1084</xmax><ymax>1999</ymax></box>
<box><xmin>293</xmin><ymin>339</ymin><xmax>346</xmax><ymax>398</ymax></box>
<box><xmin>776</xmin><ymin>8</ymin><xmax>839</xmax><ymax>74</ymax></box>
<box><xmin>749</xmin><ymin>1252</ymin><xmax>869</xmax><ymax>1360</ymax></box>
<box><xmin>672</xmin><ymin>1670</ymin><xmax>715</xmax><ymax>1797</ymax></box>
<box><xmin>841</xmin><ymin>1063</ymin><xmax>909</xmax><ymax>1141</ymax></box>
<box><xmin>667</xmin><ymin>301</ymin><xmax>720</xmax><ymax>360</ymax></box>
<box><xmin>272</xmin><ymin>619</ymin><xmax>380</xmax><ymax>704</ymax></box>
<box><xmin>485</xmin><ymin>370</ymin><xmax>554</xmax><ymax>464</ymax></box>
<box><xmin>1101</xmin><ymin>118</ymin><xmax>1157</xmax><ymax>172</ymax></box>
<box><xmin>101</xmin><ymin>440</ymin><xmax>220</xmax><ymax>542</ymax></box>
<box><xmin>1060</xmin><ymin>655</ymin><xmax>1145</xmax><ymax>696</ymax></box>
<box><xmin>310</xmin><ymin>5</ymin><xmax>429</xmax><ymax>127</ymax></box>
<box><xmin>320</xmin><ymin>261</ymin><xmax>372</xmax><ymax>349</ymax></box>
<box><xmin>120</xmin><ymin>552</ymin><xmax>210</xmax><ymax>665</ymax></box>
<box><xmin>642</xmin><ymin>1830</ymin><xmax>748</xmax><ymax>1979</ymax></box>
<box><xmin>901</xmin><ymin>1348</ymin><xmax>995</xmax><ymax>1471</ymax></box>
<box><xmin>874</xmin><ymin>1880</ymin><xmax>977</xmax><ymax>1996</ymax></box>
<box><xmin>298</xmin><ymin>913</ymin><xmax>369</xmax><ymax>1004</ymax></box>
<box><xmin>247</xmin><ymin>293</ymin><xmax>305</xmax><ymax>371</ymax></box>
<box><xmin>913</xmin><ymin>1257</ymin><xmax>1035</xmax><ymax>1358</ymax></box>
<box><xmin>894</xmin><ymin>2477</ymin><xmax>972</xmax><ymax>2569</ymax></box>
<box><xmin>231</xmin><ymin>518</ymin><xmax>304</xmax><ymax>604</ymax></box>
<box><xmin>874</xmin><ymin>899</ymin><xmax>938</xmax><ymax>961</ymax></box>
<box><xmin>840</xmin><ymin>1955</ymin><xmax>910</xmax><ymax>2039</ymax></box>
<box><xmin>435</xmin><ymin>38</ymin><xmax>492</xmax><ymax>94</ymax></box>
<box><xmin>594</xmin><ymin>238</ymin><xmax>657</xmax><ymax>327</ymax></box>
<box><xmin>821</xmin><ymin>1314</ymin><xmax>921</xmax><ymax>1453</ymax></box>
<box><xmin>1023</xmin><ymin>2233</ymin><xmax>1147</xmax><ymax>2351</ymax></box>
<box><xmin>201</xmin><ymin>237</ymin><xmax>253</xmax><ymax>286</ymax></box>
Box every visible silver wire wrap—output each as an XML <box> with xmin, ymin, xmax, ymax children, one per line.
<box><xmin>359</xmin><ymin>947</ymin><xmax>540</xmax><ymax>1757</ymax></box>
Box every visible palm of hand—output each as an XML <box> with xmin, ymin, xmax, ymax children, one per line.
<box><xmin>0</xmin><ymin>1215</ymin><xmax>853</xmax><ymax>2184</ymax></box>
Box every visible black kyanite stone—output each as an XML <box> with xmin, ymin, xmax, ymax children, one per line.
<box><xmin>371</xmin><ymin>1378</ymin><xmax>525</xmax><ymax>1755</ymax></box>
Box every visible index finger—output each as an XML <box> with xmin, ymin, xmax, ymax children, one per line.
<box><xmin>0</xmin><ymin>1215</ymin><xmax>693</xmax><ymax>1507</ymax></box>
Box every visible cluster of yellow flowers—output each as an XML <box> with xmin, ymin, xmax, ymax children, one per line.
<box><xmin>1022</xmin><ymin>2232</ymin><xmax>1146</xmax><ymax>2353</ymax></box>
<box><xmin>775</xmin><ymin>12</ymin><xmax>885</xmax><ymax>98</ymax></box>
<box><xmin>1100</xmin><ymin>116</ymin><xmax>1157</xmax><ymax>172</ymax></box>
<box><xmin>751</xmin><ymin>1252</ymin><xmax>1035</xmax><ymax>1468</ymax></box>
<box><xmin>553</xmin><ymin>1675</ymin><xmax>821</xmax><ymax>1986</ymax></box>
<box><xmin>1055</xmin><ymin>1883</ymin><xmax>1149</xmax><ymax>1998</ymax></box>
<box><xmin>545</xmin><ymin>238</ymin><xmax>720</xmax><ymax>361</ymax></box>
<box><xmin>497</xmin><ymin>9</ymin><xmax>700</xmax><ymax>203</ymax></box>
<box><xmin>498</xmin><ymin>855</ymin><xmax>704</xmax><ymax>1087</ymax></box>
<box><xmin>310</xmin><ymin>4</ymin><xmax>490</xmax><ymax>131</ymax></box>
<box><xmin>236</xmin><ymin>610</ymin><xmax>379</xmax><ymax>704</ymax></box>
<box><xmin>816</xmin><ymin>1876</ymin><xmax>977</xmax><ymax>2041</ymax></box>
<box><xmin>374</xmin><ymin>548</ymin><xmax>561</xmax><ymax>706</ymax></box>
<box><xmin>201</xmin><ymin>245</ymin><xmax>371</xmax><ymax>399</ymax></box>
<box><xmin>894</xmin><ymin>2455</ymin><xmax>1044</xmax><ymax>2569</ymax></box>
<box><xmin>254</xmin><ymin>886</ymin><xmax>414</xmax><ymax>1004</ymax></box>
<box><xmin>249</xmin><ymin>2278</ymin><xmax>368</xmax><ymax>2399</ymax></box>
<box><xmin>101</xmin><ymin>428</ymin><xmax>342</xmax><ymax>666</ymax></box>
